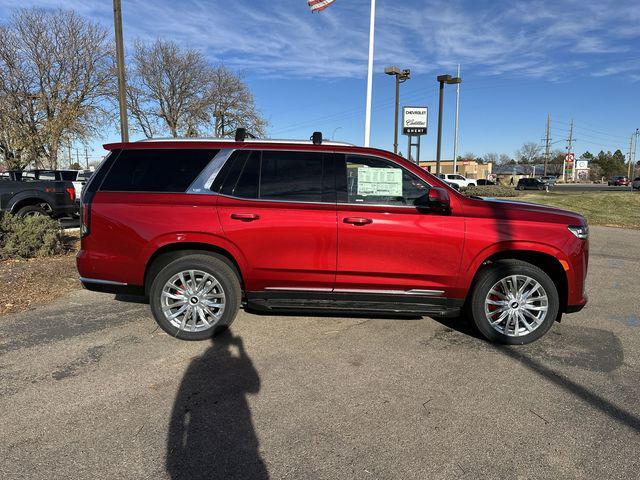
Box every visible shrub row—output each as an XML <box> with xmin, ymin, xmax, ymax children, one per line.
<box><xmin>462</xmin><ymin>185</ymin><xmax>524</xmax><ymax>198</ymax></box>
<box><xmin>0</xmin><ymin>213</ymin><xmax>65</xmax><ymax>259</ymax></box>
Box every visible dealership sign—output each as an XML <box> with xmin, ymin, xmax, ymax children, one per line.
<box><xmin>402</xmin><ymin>106</ymin><xmax>428</xmax><ymax>135</ymax></box>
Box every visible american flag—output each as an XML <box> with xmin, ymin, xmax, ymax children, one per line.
<box><xmin>308</xmin><ymin>0</ymin><xmax>336</xmax><ymax>13</ymax></box>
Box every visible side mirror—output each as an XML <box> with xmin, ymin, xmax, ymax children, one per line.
<box><xmin>414</xmin><ymin>187</ymin><xmax>451</xmax><ymax>213</ymax></box>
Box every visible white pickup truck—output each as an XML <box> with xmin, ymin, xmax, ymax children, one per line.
<box><xmin>438</xmin><ymin>173</ymin><xmax>477</xmax><ymax>189</ymax></box>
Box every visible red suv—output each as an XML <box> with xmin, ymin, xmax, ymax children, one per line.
<box><xmin>77</xmin><ymin>134</ymin><xmax>588</xmax><ymax>344</ymax></box>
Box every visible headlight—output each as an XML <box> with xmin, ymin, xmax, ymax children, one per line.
<box><xmin>568</xmin><ymin>225</ymin><xmax>588</xmax><ymax>240</ymax></box>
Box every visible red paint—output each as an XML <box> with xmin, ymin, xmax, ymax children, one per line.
<box><xmin>77</xmin><ymin>140</ymin><xmax>588</xmax><ymax>311</ymax></box>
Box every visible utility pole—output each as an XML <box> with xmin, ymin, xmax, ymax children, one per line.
<box><xmin>629</xmin><ymin>128</ymin><xmax>639</xmax><ymax>180</ymax></box>
<box><xmin>564</xmin><ymin>119</ymin><xmax>574</xmax><ymax>182</ymax></box>
<box><xmin>84</xmin><ymin>146</ymin><xmax>89</xmax><ymax>169</ymax></box>
<box><xmin>544</xmin><ymin>113</ymin><xmax>550</xmax><ymax>176</ymax></box>
<box><xmin>67</xmin><ymin>143</ymin><xmax>72</xmax><ymax>169</ymax></box>
<box><xmin>113</xmin><ymin>0</ymin><xmax>129</xmax><ymax>143</ymax></box>
<box><xmin>453</xmin><ymin>64</ymin><xmax>461</xmax><ymax>175</ymax></box>
<box><xmin>629</xmin><ymin>134</ymin><xmax>635</xmax><ymax>180</ymax></box>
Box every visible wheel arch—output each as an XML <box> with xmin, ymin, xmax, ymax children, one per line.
<box><xmin>466</xmin><ymin>249</ymin><xmax>569</xmax><ymax>315</ymax></box>
<box><xmin>9</xmin><ymin>195</ymin><xmax>52</xmax><ymax>214</ymax></box>
<box><xmin>143</xmin><ymin>242</ymin><xmax>246</xmax><ymax>295</ymax></box>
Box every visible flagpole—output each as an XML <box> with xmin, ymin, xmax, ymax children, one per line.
<box><xmin>363</xmin><ymin>0</ymin><xmax>376</xmax><ymax>147</ymax></box>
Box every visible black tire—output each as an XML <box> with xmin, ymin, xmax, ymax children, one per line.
<box><xmin>517</xmin><ymin>185</ymin><xmax>525</xmax><ymax>191</ymax></box>
<box><xmin>15</xmin><ymin>205</ymin><xmax>49</xmax><ymax>217</ymax></box>
<box><xmin>469</xmin><ymin>259</ymin><xmax>559</xmax><ymax>345</ymax></box>
<box><xmin>149</xmin><ymin>254</ymin><xmax>241</xmax><ymax>340</ymax></box>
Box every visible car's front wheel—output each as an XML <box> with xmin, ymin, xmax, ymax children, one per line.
<box><xmin>469</xmin><ymin>259</ymin><xmax>559</xmax><ymax>344</ymax></box>
<box><xmin>149</xmin><ymin>254</ymin><xmax>241</xmax><ymax>340</ymax></box>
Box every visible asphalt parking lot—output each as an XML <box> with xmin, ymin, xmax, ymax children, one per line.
<box><xmin>1</xmin><ymin>226</ymin><xmax>638</xmax><ymax>479</ymax></box>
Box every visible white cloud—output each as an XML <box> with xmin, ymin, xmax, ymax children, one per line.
<box><xmin>0</xmin><ymin>0</ymin><xmax>638</xmax><ymax>81</ymax></box>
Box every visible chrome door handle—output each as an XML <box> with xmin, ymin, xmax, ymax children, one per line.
<box><xmin>343</xmin><ymin>217</ymin><xmax>373</xmax><ymax>226</ymax></box>
<box><xmin>230</xmin><ymin>213</ymin><xmax>260</xmax><ymax>221</ymax></box>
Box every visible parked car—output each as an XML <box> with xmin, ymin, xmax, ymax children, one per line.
<box><xmin>439</xmin><ymin>173</ymin><xmax>476</xmax><ymax>189</ymax></box>
<box><xmin>608</xmin><ymin>176</ymin><xmax>630</xmax><ymax>186</ymax></box>
<box><xmin>517</xmin><ymin>178</ymin><xmax>547</xmax><ymax>191</ymax></box>
<box><xmin>476</xmin><ymin>179</ymin><xmax>496</xmax><ymax>186</ymax></box>
<box><xmin>539</xmin><ymin>176</ymin><xmax>557</xmax><ymax>185</ymax></box>
<box><xmin>632</xmin><ymin>177</ymin><xmax>640</xmax><ymax>190</ymax></box>
<box><xmin>24</xmin><ymin>169</ymin><xmax>91</xmax><ymax>198</ymax></box>
<box><xmin>77</xmin><ymin>133</ymin><xmax>589</xmax><ymax>345</ymax></box>
<box><xmin>435</xmin><ymin>174</ymin><xmax>461</xmax><ymax>191</ymax></box>
<box><xmin>0</xmin><ymin>174</ymin><xmax>76</xmax><ymax>217</ymax></box>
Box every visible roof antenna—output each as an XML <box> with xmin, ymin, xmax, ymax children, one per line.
<box><xmin>311</xmin><ymin>131</ymin><xmax>323</xmax><ymax>145</ymax></box>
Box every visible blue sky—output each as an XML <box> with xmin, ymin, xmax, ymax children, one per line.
<box><xmin>1</xmin><ymin>0</ymin><xmax>639</xmax><ymax>163</ymax></box>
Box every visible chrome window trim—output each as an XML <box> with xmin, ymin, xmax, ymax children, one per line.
<box><xmin>186</xmin><ymin>148</ymin><xmax>234</xmax><ymax>194</ymax></box>
<box><xmin>263</xmin><ymin>287</ymin><xmax>444</xmax><ymax>296</ymax></box>
<box><xmin>185</xmin><ymin>148</ymin><xmax>436</xmax><ymax>210</ymax></box>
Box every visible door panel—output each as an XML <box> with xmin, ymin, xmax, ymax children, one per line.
<box><xmin>336</xmin><ymin>204</ymin><xmax>464</xmax><ymax>294</ymax></box>
<box><xmin>218</xmin><ymin>198</ymin><xmax>337</xmax><ymax>291</ymax></box>
<box><xmin>335</xmin><ymin>154</ymin><xmax>465</xmax><ymax>297</ymax></box>
<box><xmin>215</xmin><ymin>149</ymin><xmax>337</xmax><ymax>292</ymax></box>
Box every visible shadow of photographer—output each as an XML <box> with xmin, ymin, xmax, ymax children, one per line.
<box><xmin>166</xmin><ymin>330</ymin><xmax>268</xmax><ymax>479</ymax></box>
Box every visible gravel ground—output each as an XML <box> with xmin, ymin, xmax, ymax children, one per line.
<box><xmin>0</xmin><ymin>226</ymin><xmax>638</xmax><ymax>479</ymax></box>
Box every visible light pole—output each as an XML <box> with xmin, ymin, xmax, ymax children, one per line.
<box><xmin>384</xmin><ymin>66</ymin><xmax>411</xmax><ymax>154</ymax></box>
<box><xmin>435</xmin><ymin>74</ymin><xmax>461</xmax><ymax>175</ymax></box>
<box><xmin>113</xmin><ymin>0</ymin><xmax>129</xmax><ymax>142</ymax></box>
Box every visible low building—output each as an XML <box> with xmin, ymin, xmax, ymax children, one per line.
<box><xmin>418</xmin><ymin>160</ymin><xmax>492</xmax><ymax>180</ymax></box>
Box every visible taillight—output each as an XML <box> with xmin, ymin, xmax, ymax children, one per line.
<box><xmin>80</xmin><ymin>201</ymin><xmax>91</xmax><ymax>237</ymax></box>
<box><xmin>66</xmin><ymin>187</ymin><xmax>76</xmax><ymax>202</ymax></box>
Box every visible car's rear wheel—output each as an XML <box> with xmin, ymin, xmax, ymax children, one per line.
<box><xmin>15</xmin><ymin>205</ymin><xmax>49</xmax><ymax>217</ymax></box>
<box><xmin>517</xmin><ymin>185</ymin><xmax>525</xmax><ymax>191</ymax></box>
<box><xmin>149</xmin><ymin>254</ymin><xmax>241</xmax><ymax>340</ymax></box>
<box><xmin>469</xmin><ymin>259</ymin><xmax>559</xmax><ymax>344</ymax></box>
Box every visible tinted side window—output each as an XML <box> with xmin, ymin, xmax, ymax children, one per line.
<box><xmin>100</xmin><ymin>149</ymin><xmax>218</xmax><ymax>192</ymax></box>
<box><xmin>60</xmin><ymin>171</ymin><xmax>78</xmax><ymax>181</ymax></box>
<box><xmin>341</xmin><ymin>155</ymin><xmax>429</xmax><ymax>206</ymax></box>
<box><xmin>260</xmin><ymin>151</ymin><xmax>324</xmax><ymax>202</ymax></box>
<box><xmin>220</xmin><ymin>150</ymin><xmax>260</xmax><ymax>199</ymax></box>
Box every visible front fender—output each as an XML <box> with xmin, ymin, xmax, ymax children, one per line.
<box><xmin>458</xmin><ymin>240</ymin><xmax>570</xmax><ymax>291</ymax></box>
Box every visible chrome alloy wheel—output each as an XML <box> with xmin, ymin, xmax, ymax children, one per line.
<box><xmin>484</xmin><ymin>275</ymin><xmax>549</xmax><ymax>337</ymax></box>
<box><xmin>160</xmin><ymin>270</ymin><xmax>226</xmax><ymax>333</ymax></box>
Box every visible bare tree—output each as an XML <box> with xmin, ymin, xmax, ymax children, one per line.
<box><xmin>206</xmin><ymin>65</ymin><xmax>267</xmax><ymax>138</ymax></box>
<box><xmin>127</xmin><ymin>41</ymin><xmax>266</xmax><ymax>139</ymax></box>
<box><xmin>515</xmin><ymin>142</ymin><xmax>543</xmax><ymax>164</ymax></box>
<box><xmin>127</xmin><ymin>40</ymin><xmax>211</xmax><ymax>138</ymax></box>
<box><xmin>0</xmin><ymin>9</ymin><xmax>112</xmax><ymax>169</ymax></box>
<box><xmin>498</xmin><ymin>153</ymin><xmax>513</xmax><ymax>165</ymax></box>
<box><xmin>484</xmin><ymin>152</ymin><xmax>499</xmax><ymax>164</ymax></box>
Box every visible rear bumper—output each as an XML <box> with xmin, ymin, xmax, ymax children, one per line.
<box><xmin>51</xmin><ymin>203</ymin><xmax>78</xmax><ymax>218</ymax></box>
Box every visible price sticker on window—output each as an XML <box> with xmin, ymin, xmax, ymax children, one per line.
<box><xmin>356</xmin><ymin>167</ymin><xmax>403</xmax><ymax>196</ymax></box>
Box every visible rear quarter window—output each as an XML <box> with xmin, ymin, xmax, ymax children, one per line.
<box><xmin>99</xmin><ymin>149</ymin><xmax>218</xmax><ymax>192</ymax></box>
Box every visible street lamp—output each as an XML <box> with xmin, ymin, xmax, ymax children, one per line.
<box><xmin>435</xmin><ymin>74</ymin><xmax>461</xmax><ymax>174</ymax></box>
<box><xmin>385</xmin><ymin>66</ymin><xmax>411</xmax><ymax>154</ymax></box>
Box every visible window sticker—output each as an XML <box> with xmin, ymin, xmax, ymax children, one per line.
<box><xmin>356</xmin><ymin>167</ymin><xmax>403</xmax><ymax>196</ymax></box>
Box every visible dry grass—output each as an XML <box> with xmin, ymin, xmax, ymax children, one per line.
<box><xmin>0</xmin><ymin>233</ymin><xmax>80</xmax><ymax>315</ymax></box>
<box><xmin>518</xmin><ymin>191</ymin><xmax>640</xmax><ymax>229</ymax></box>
